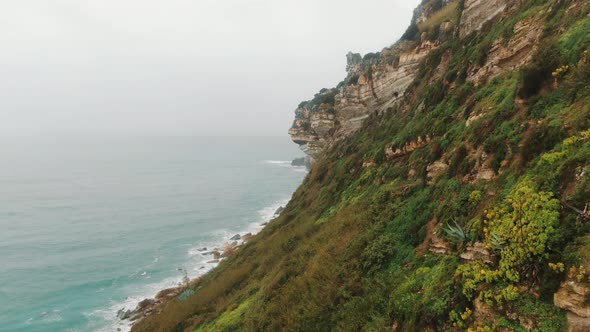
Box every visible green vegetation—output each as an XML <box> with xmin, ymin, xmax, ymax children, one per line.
<box><xmin>416</xmin><ymin>1</ymin><xmax>460</xmax><ymax>39</ymax></box>
<box><xmin>456</xmin><ymin>183</ymin><xmax>560</xmax><ymax>306</ymax></box>
<box><xmin>133</xmin><ymin>1</ymin><xmax>590</xmax><ymax>331</ymax></box>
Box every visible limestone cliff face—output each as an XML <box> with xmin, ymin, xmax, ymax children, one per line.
<box><xmin>288</xmin><ymin>40</ymin><xmax>435</xmax><ymax>158</ymax></box>
<box><xmin>289</xmin><ymin>0</ymin><xmax>517</xmax><ymax>159</ymax></box>
<box><xmin>289</xmin><ymin>0</ymin><xmax>508</xmax><ymax>158</ymax></box>
<box><xmin>468</xmin><ymin>15</ymin><xmax>543</xmax><ymax>84</ymax></box>
<box><xmin>459</xmin><ymin>0</ymin><xmax>510</xmax><ymax>38</ymax></box>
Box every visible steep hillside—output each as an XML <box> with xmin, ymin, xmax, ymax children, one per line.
<box><xmin>133</xmin><ymin>0</ymin><xmax>590</xmax><ymax>331</ymax></box>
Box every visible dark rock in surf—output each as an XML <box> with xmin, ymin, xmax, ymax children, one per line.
<box><xmin>274</xmin><ymin>206</ymin><xmax>285</xmax><ymax>215</ymax></box>
<box><xmin>291</xmin><ymin>157</ymin><xmax>306</xmax><ymax>166</ymax></box>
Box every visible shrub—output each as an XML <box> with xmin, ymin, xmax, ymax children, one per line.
<box><xmin>456</xmin><ymin>183</ymin><xmax>560</xmax><ymax>306</ymax></box>
<box><xmin>558</xmin><ymin>18</ymin><xmax>590</xmax><ymax>63</ymax></box>
<box><xmin>361</xmin><ymin>234</ymin><xmax>396</xmax><ymax>272</ymax></box>
<box><xmin>518</xmin><ymin>41</ymin><xmax>563</xmax><ymax>98</ymax></box>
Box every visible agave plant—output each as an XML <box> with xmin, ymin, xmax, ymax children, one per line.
<box><xmin>488</xmin><ymin>232</ymin><xmax>506</xmax><ymax>252</ymax></box>
<box><xmin>443</xmin><ymin>219</ymin><xmax>466</xmax><ymax>245</ymax></box>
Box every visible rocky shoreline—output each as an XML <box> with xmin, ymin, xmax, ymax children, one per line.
<box><xmin>118</xmin><ymin>204</ymin><xmax>287</xmax><ymax>330</ymax></box>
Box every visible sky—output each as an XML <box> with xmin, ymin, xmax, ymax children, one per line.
<box><xmin>0</xmin><ymin>0</ymin><xmax>419</xmax><ymax>136</ymax></box>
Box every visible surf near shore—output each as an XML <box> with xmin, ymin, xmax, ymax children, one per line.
<box><xmin>112</xmin><ymin>199</ymin><xmax>289</xmax><ymax>331</ymax></box>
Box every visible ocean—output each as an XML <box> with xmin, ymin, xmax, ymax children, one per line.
<box><xmin>0</xmin><ymin>135</ymin><xmax>306</xmax><ymax>332</ymax></box>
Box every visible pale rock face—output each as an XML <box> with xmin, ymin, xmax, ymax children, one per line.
<box><xmin>426</xmin><ymin>160</ymin><xmax>448</xmax><ymax>183</ymax></box>
<box><xmin>460</xmin><ymin>242</ymin><xmax>494</xmax><ymax>264</ymax></box>
<box><xmin>554</xmin><ymin>277</ymin><xmax>590</xmax><ymax>331</ymax></box>
<box><xmin>555</xmin><ymin>280</ymin><xmax>590</xmax><ymax>318</ymax></box>
<box><xmin>385</xmin><ymin>135</ymin><xmax>431</xmax><ymax>160</ymax></box>
<box><xmin>468</xmin><ymin>17</ymin><xmax>544</xmax><ymax>84</ymax></box>
<box><xmin>459</xmin><ymin>0</ymin><xmax>510</xmax><ymax>38</ymax></box>
<box><xmin>554</xmin><ymin>235</ymin><xmax>590</xmax><ymax>332</ymax></box>
<box><xmin>565</xmin><ymin>312</ymin><xmax>590</xmax><ymax>332</ymax></box>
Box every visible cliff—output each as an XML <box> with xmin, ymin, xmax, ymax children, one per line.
<box><xmin>133</xmin><ymin>0</ymin><xmax>590</xmax><ymax>331</ymax></box>
<box><xmin>289</xmin><ymin>0</ymin><xmax>518</xmax><ymax>159</ymax></box>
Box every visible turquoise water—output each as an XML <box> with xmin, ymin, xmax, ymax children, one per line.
<box><xmin>0</xmin><ymin>135</ymin><xmax>305</xmax><ymax>332</ymax></box>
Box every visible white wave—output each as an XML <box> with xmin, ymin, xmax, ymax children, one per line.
<box><xmin>264</xmin><ymin>160</ymin><xmax>309</xmax><ymax>175</ymax></box>
<box><xmin>264</xmin><ymin>160</ymin><xmax>292</xmax><ymax>165</ymax></box>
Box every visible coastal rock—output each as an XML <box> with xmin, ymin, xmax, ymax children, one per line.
<box><xmin>207</xmin><ymin>259</ymin><xmax>220</xmax><ymax>264</ymax></box>
<box><xmin>117</xmin><ymin>309</ymin><xmax>132</xmax><ymax>320</ymax></box>
<box><xmin>211</xmin><ymin>250</ymin><xmax>221</xmax><ymax>259</ymax></box>
<box><xmin>155</xmin><ymin>287</ymin><xmax>182</xmax><ymax>300</ymax></box>
<box><xmin>274</xmin><ymin>206</ymin><xmax>285</xmax><ymax>216</ymax></box>
<box><xmin>289</xmin><ymin>40</ymin><xmax>435</xmax><ymax>158</ymax></box>
<box><xmin>230</xmin><ymin>234</ymin><xmax>241</xmax><ymax>241</ymax></box>
<box><xmin>291</xmin><ymin>158</ymin><xmax>306</xmax><ymax>166</ymax></box>
<box><xmin>117</xmin><ymin>299</ymin><xmax>158</xmax><ymax>322</ymax></box>
<box><xmin>242</xmin><ymin>233</ymin><xmax>253</xmax><ymax>241</ymax></box>
<box><xmin>197</xmin><ymin>247</ymin><xmax>207</xmax><ymax>252</ymax></box>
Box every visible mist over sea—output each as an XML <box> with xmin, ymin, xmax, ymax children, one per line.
<box><xmin>0</xmin><ymin>135</ymin><xmax>306</xmax><ymax>332</ymax></box>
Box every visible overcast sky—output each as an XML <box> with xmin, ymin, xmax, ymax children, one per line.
<box><xmin>1</xmin><ymin>0</ymin><xmax>419</xmax><ymax>136</ymax></box>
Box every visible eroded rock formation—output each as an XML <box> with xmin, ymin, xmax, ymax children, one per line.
<box><xmin>468</xmin><ymin>16</ymin><xmax>544</xmax><ymax>84</ymax></box>
<box><xmin>459</xmin><ymin>0</ymin><xmax>510</xmax><ymax>38</ymax></box>
<box><xmin>289</xmin><ymin>42</ymin><xmax>434</xmax><ymax>158</ymax></box>
<box><xmin>289</xmin><ymin>0</ymin><xmax>519</xmax><ymax>159</ymax></box>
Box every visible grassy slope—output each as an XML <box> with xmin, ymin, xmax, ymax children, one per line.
<box><xmin>133</xmin><ymin>0</ymin><xmax>590</xmax><ymax>331</ymax></box>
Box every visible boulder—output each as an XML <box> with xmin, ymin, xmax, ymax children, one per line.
<box><xmin>211</xmin><ymin>251</ymin><xmax>221</xmax><ymax>259</ymax></box>
<box><xmin>426</xmin><ymin>160</ymin><xmax>448</xmax><ymax>184</ymax></box>
<box><xmin>460</xmin><ymin>242</ymin><xmax>494</xmax><ymax>264</ymax></box>
<box><xmin>274</xmin><ymin>206</ymin><xmax>285</xmax><ymax>216</ymax></box>
<box><xmin>137</xmin><ymin>299</ymin><xmax>156</xmax><ymax>310</ymax></box>
<box><xmin>566</xmin><ymin>312</ymin><xmax>590</xmax><ymax>332</ymax></box>
<box><xmin>554</xmin><ymin>279</ymin><xmax>590</xmax><ymax>318</ymax></box>
<box><xmin>117</xmin><ymin>309</ymin><xmax>132</xmax><ymax>320</ymax></box>
<box><xmin>155</xmin><ymin>286</ymin><xmax>182</xmax><ymax>300</ymax></box>
<box><xmin>291</xmin><ymin>157</ymin><xmax>306</xmax><ymax>166</ymax></box>
<box><xmin>230</xmin><ymin>234</ymin><xmax>241</xmax><ymax>241</ymax></box>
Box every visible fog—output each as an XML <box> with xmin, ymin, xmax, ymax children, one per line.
<box><xmin>1</xmin><ymin>0</ymin><xmax>418</xmax><ymax>136</ymax></box>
